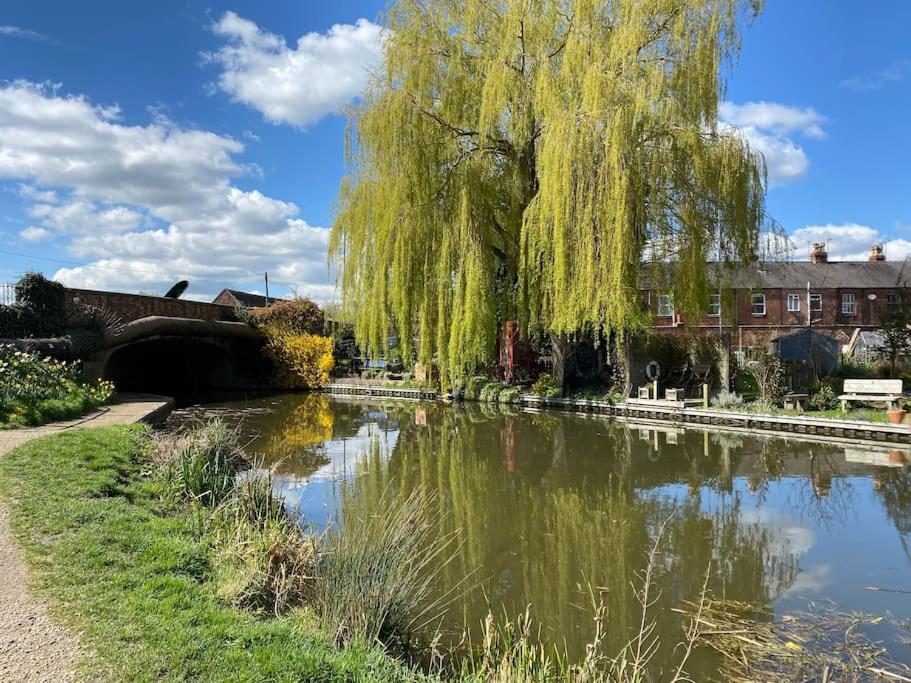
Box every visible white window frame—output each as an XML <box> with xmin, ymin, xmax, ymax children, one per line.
<box><xmin>751</xmin><ymin>292</ymin><xmax>766</xmax><ymax>316</ymax></box>
<box><xmin>810</xmin><ymin>293</ymin><xmax>822</xmax><ymax>312</ymax></box>
<box><xmin>787</xmin><ymin>293</ymin><xmax>800</xmax><ymax>312</ymax></box>
<box><xmin>657</xmin><ymin>294</ymin><xmax>674</xmax><ymax>318</ymax></box>
<box><xmin>707</xmin><ymin>293</ymin><xmax>721</xmax><ymax>317</ymax></box>
<box><xmin>841</xmin><ymin>293</ymin><xmax>856</xmax><ymax>316</ymax></box>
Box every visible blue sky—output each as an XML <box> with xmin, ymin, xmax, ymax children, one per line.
<box><xmin>0</xmin><ymin>1</ymin><xmax>909</xmax><ymax>301</ymax></box>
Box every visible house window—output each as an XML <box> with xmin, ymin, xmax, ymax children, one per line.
<box><xmin>810</xmin><ymin>293</ymin><xmax>822</xmax><ymax>312</ymax></box>
<box><xmin>888</xmin><ymin>292</ymin><xmax>900</xmax><ymax>305</ymax></box>
<box><xmin>657</xmin><ymin>294</ymin><xmax>674</xmax><ymax>317</ymax></box>
<box><xmin>751</xmin><ymin>292</ymin><xmax>766</xmax><ymax>316</ymax></box>
<box><xmin>787</xmin><ymin>293</ymin><xmax>800</xmax><ymax>312</ymax></box>
<box><xmin>707</xmin><ymin>293</ymin><xmax>721</xmax><ymax>317</ymax></box>
<box><xmin>841</xmin><ymin>293</ymin><xmax>856</xmax><ymax>316</ymax></box>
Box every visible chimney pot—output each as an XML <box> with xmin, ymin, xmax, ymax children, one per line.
<box><xmin>810</xmin><ymin>242</ymin><xmax>828</xmax><ymax>264</ymax></box>
<box><xmin>869</xmin><ymin>244</ymin><xmax>886</xmax><ymax>262</ymax></box>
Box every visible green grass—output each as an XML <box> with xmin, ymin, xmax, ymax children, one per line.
<box><xmin>705</xmin><ymin>403</ymin><xmax>891</xmax><ymax>423</ymax></box>
<box><xmin>0</xmin><ymin>426</ymin><xmax>428</xmax><ymax>682</ymax></box>
<box><xmin>0</xmin><ymin>394</ymin><xmax>98</xmax><ymax>429</ymax></box>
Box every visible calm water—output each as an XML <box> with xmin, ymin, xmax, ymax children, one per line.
<box><xmin>168</xmin><ymin>394</ymin><xmax>911</xmax><ymax>676</ymax></box>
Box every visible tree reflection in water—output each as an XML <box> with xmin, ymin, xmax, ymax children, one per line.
<box><xmin>167</xmin><ymin>395</ymin><xmax>911</xmax><ymax>675</ymax></box>
<box><xmin>334</xmin><ymin>404</ymin><xmax>803</xmax><ymax>672</ymax></box>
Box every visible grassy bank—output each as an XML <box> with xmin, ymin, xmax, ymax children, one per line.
<box><xmin>0</xmin><ymin>426</ymin><xmax>427</xmax><ymax>681</ymax></box>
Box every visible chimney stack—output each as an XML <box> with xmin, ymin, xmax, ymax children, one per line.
<box><xmin>810</xmin><ymin>242</ymin><xmax>828</xmax><ymax>264</ymax></box>
<box><xmin>869</xmin><ymin>244</ymin><xmax>886</xmax><ymax>262</ymax></box>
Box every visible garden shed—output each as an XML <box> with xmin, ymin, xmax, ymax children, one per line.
<box><xmin>772</xmin><ymin>329</ymin><xmax>839</xmax><ymax>375</ymax></box>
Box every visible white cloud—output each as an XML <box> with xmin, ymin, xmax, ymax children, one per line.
<box><xmin>784</xmin><ymin>563</ymin><xmax>832</xmax><ymax>596</ymax></box>
<box><xmin>720</xmin><ymin>101</ymin><xmax>827</xmax><ymax>187</ymax></box>
<box><xmin>0</xmin><ymin>25</ymin><xmax>49</xmax><ymax>42</ymax></box>
<box><xmin>205</xmin><ymin>12</ymin><xmax>384</xmax><ymax>128</ymax></box>
<box><xmin>841</xmin><ymin>60</ymin><xmax>911</xmax><ymax>92</ymax></box>
<box><xmin>789</xmin><ymin>223</ymin><xmax>911</xmax><ymax>262</ymax></box>
<box><xmin>19</xmin><ymin>226</ymin><xmax>52</xmax><ymax>242</ymax></box>
<box><xmin>0</xmin><ymin>81</ymin><xmax>334</xmax><ymax>301</ymax></box>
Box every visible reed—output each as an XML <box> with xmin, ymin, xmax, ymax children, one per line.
<box><xmin>316</xmin><ymin>488</ymin><xmax>463</xmax><ymax>652</ymax></box>
<box><xmin>163</xmin><ymin>419</ymin><xmax>248</xmax><ymax>507</ymax></box>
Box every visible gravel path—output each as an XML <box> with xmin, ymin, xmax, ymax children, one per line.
<box><xmin>0</xmin><ymin>395</ymin><xmax>173</xmax><ymax>682</ymax></box>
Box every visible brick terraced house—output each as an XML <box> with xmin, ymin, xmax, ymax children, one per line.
<box><xmin>644</xmin><ymin>244</ymin><xmax>911</xmax><ymax>357</ymax></box>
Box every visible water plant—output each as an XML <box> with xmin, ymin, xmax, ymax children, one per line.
<box><xmin>164</xmin><ymin>419</ymin><xmax>248</xmax><ymax>506</ymax></box>
<box><xmin>316</xmin><ymin>488</ymin><xmax>462</xmax><ymax>651</ymax></box>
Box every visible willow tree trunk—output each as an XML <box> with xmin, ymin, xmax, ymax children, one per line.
<box><xmin>550</xmin><ymin>333</ymin><xmax>569</xmax><ymax>395</ymax></box>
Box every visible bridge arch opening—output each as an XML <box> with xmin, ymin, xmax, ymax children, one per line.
<box><xmin>103</xmin><ymin>337</ymin><xmax>236</xmax><ymax>403</ymax></box>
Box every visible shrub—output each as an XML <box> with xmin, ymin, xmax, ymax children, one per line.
<box><xmin>464</xmin><ymin>375</ymin><xmax>488</xmax><ymax>401</ymax></box>
<box><xmin>479</xmin><ymin>382</ymin><xmax>504</xmax><ymax>403</ymax></box>
<box><xmin>0</xmin><ymin>305</ymin><xmax>39</xmax><ymax>338</ymax></box>
<box><xmin>255</xmin><ymin>298</ymin><xmax>325</xmax><ymax>336</ymax></box>
<box><xmin>316</xmin><ymin>487</ymin><xmax>457</xmax><ymax>650</ymax></box>
<box><xmin>809</xmin><ymin>384</ymin><xmax>839</xmax><ymax>411</ymax></box>
<box><xmin>166</xmin><ymin>420</ymin><xmax>248</xmax><ymax>506</ymax></box>
<box><xmin>531</xmin><ymin>373</ymin><xmax>561</xmax><ymax>398</ymax></box>
<box><xmin>263</xmin><ymin>326</ymin><xmax>335</xmax><ymax>389</ymax></box>
<box><xmin>498</xmin><ymin>386</ymin><xmax>522</xmax><ymax>404</ymax></box>
<box><xmin>14</xmin><ymin>272</ymin><xmax>66</xmax><ymax>336</ymax></box>
<box><xmin>750</xmin><ymin>349</ymin><xmax>786</xmax><ymax>407</ymax></box>
<box><xmin>711</xmin><ymin>389</ymin><xmax>744</xmax><ymax>410</ymax></box>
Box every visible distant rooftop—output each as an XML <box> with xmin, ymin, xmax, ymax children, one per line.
<box><xmin>212</xmin><ymin>289</ymin><xmax>286</xmax><ymax>308</ymax></box>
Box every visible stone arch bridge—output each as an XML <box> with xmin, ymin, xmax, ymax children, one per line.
<box><xmin>65</xmin><ymin>288</ymin><xmax>272</xmax><ymax>398</ymax></box>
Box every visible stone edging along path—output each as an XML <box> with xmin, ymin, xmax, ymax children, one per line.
<box><xmin>0</xmin><ymin>394</ymin><xmax>174</xmax><ymax>683</ymax></box>
<box><xmin>321</xmin><ymin>384</ymin><xmax>911</xmax><ymax>447</ymax></box>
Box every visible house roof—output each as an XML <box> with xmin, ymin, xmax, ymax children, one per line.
<box><xmin>721</xmin><ymin>261</ymin><xmax>911</xmax><ymax>290</ymax></box>
<box><xmin>214</xmin><ymin>289</ymin><xmax>285</xmax><ymax>308</ymax></box>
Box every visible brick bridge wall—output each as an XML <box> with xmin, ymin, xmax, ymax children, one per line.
<box><xmin>64</xmin><ymin>288</ymin><xmax>236</xmax><ymax>324</ymax></box>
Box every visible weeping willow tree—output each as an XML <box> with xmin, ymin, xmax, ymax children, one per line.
<box><xmin>331</xmin><ymin>0</ymin><xmax>770</xmax><ymax>385</ymax></box>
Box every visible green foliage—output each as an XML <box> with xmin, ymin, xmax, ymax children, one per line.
<box><xmin>464</xmin><ymin>375</ymin><xmax>489</xmax><ymax>401</ymax></box>
<box><xmin>331</xmin><ymin>0</ymin><xmax>771</xmax><ymax>384</ymax></box>
<box><xmin>711</xmin><ymin>389</ymin><xmax>744</xmax><ymax>410</ymax></box>
<box><xmin>531</xmin><ymin>373</ymin><xmax>561</xmax><ymax>398</ymax></box>
<box><xmin>0</xmin><ymin>344</ymin><xmax>115</xmax><ymax>427</ymax></box>
<box><xmin>256</xmin><ymin>298</ymin><xmax>326</xmax><ymax>335</ymax></box>
<box><xmin>809</xmin><ymin>384</ymin><xmax>838</xmax><ymax>411</ymax></box>
<box><xmin>0</xmin><ymin>426</ymin><xmax>426</xmax><ymax>681</ymax></box>
<box><xmin>0</xmin><ymin>304</ymin><xmax>39</xmax><ymax>338</ymax></box>
<box><xmin>14</xmin><ymin>271</ymin><xmax>66</xmax><ymax>335</ymax></box>
<box><xmin>498</xmin><ymin>385</ymin><xmax>522</xmax><ymax>404</ymax></box>
<box><xmin>165</xmin><ymin>420</ymin><xmax>249</xmax><ymax>506</ymax></box>
<box><xmin>479</xmin><ymin>382</ymin><xmax>505</xmax><ymax>403</ymax></box>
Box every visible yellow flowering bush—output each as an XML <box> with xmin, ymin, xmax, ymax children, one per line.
<box><xmin>0</xmin><ymin>344</ymin><xmax>116</xmax><ymax>427</ymax></box>
<box><xmin>262</xmin><ymin>325</ymin><xmax>334</xmax><ymax>389</ymax></box>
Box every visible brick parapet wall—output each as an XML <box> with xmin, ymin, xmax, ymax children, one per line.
<box><xmin>64</xmin><ymin>288</ymin><xmax>235</xmax><ymax>323</ymax></box>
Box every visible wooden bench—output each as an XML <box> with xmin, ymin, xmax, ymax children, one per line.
<box><xmin>838</xmin><ymin>379</ymin><xmax>903</xmax><ymax>412</ymax></box>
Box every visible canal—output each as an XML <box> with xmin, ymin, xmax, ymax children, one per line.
<box><xmin>167</xmin><ymin>393</ymin><xmax>911</xmax><ymax>676</ymax></box>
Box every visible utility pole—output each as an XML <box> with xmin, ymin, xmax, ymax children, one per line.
<box><xmin>264</xmin><ymin>272</ymin><xmax>270</xmax><ymax>306</ymax></box>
